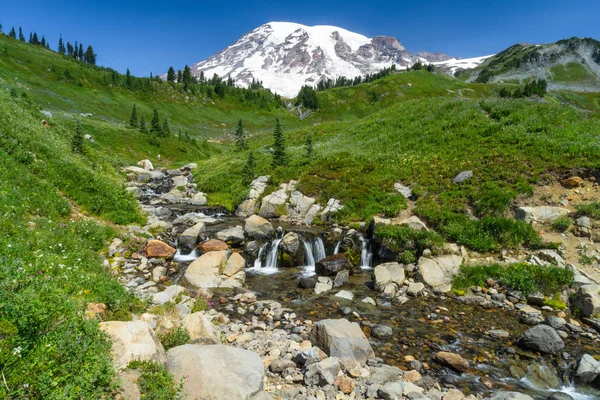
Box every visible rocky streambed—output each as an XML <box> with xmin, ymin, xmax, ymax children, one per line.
<box><xmin>100</xmin><ymin>161</ymin><xmax>600</xmax><ymax>400</ymax></box>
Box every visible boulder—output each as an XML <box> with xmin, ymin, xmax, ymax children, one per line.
<box><xmin>236</xmin><ymin>176</ymin><xmax>270</xmax><ymax>217</ymax></box>
<box><xmin>189</xmin><ymin>192</ymin><xmax>207</xmax><ymax>206</ymax></box>
<box><xmin>315</xmin><ymin>254</ymin><xmax>353</xmax><ymax>277</ymax></box>
<box><xmin>490</xmin><ymin>393</ymin><xmax>534</xmax><ymax>400</ymax></box>
<box><xmin>560</xmin><ymin>176</ymin><xmax>583</xmax><ymax>188</ymax></box>
<box><xmin>178</xmin><ymin>222</ymin><xmax>206</xmax><ymax>252</ymax></box>
<box><xmin>573</xmin><ymin>285</ymin><xmax>600</xmax><ymax>318</ymax></box>
<box><xmin>314</xmin><ymin>277</ymin><xmax>333</xmax><ymax>294</ymax></box>
<box><xmin>393</xmin><ymin>182</ymin><xmax>413</xmax><ymax>199</ymax></box>
<box><xmin>522</xmin><ymin>325</ymin><xmax>564</xmax><ymax>354</ymax></box>
<box><xmin>334</xmin><ymin>290</ymin><xmax>354</xmax><ymax>300</ymax></box>
<box><xmin>371</xmin><ymin>324</ymin><xmax>393</xmax><ymax>339</ymax></box>
<box><xmin>145</xmin><ymin>240</ymin><xmax>176</xmax><ymax>258</ymax></box>
<box><xmin>137</xmin><ymin>159</ymin><xmax>154</xmax><ymax>171</ymax></box>
<box><xmin>180</xmin><ymin>163</ymin><xmax>197</xmax><ymax>172</ymax></box>
<box><xmin>398</xmin><ymin>216</ymin><xmax>428</xmax><ymax>231</ymax></box>
<box><xmin>166</xmin><ymin>344</ymin><xmax>267</xmax><ymax>400</ymax></box>
<box><xmin>304</xmin><ymin>357</ymin><xmax>341</xmax><ymax>386</ymax></box>
<box><xmin>181</xmin><ymin>312</ymin><xmax>219</xmax><ymax>344</ymax></box>
<box><xmin>309</xmin><ymin>319</ymin><xmax>375</xmax><ymax>369</ymax></box>
<box><xmin>117</xmin><ymin>369</ymin><xmax>142</xmax><ymax>400</ymax></box>
<box><xmin>259</xmin><ymin>188</ymin><xmax>288</xmax><ymax>218</ymax></box>
<box><xmin>99</xmin><ymin>321</ymin><xmax>166</xmax><ymax>370</ymax></box>
<box><xmin>320</xmin><ymin>198</ymin><xmax>344</xmax><ymax>221</ymax></box>
<box><xmin>184</xmin><ymin>251</ymin><xmax>228</xmax><ymax>288</ymax></box>
<box><xmin>280</xmin><ymin>232</ymin><xmax>303</xmax><ymax>266</ymax></box>
<box><xmin>333</xmin><ymin>270</ymin><xmax>349</xmax><ymax>288</ymax></box>
<box><xmin>244</xmin><ymin>215</ymin><xmax>274</xmax><ymax>240</ymax></box>
<box><xmin>416</xmin><ymin>255</ymin><xmax>463</xmax><ymax>293</ymax></box>
<box><xmin>198</xmin><ymin>239</ymin><xmax>229</xmax><ymax>252</ymax></box>
<box><xmin>406</xmin><ymin>282</ymin><xmax>425</xmax><ymax>297</ymax></box>
<box><xmin>515</xmin><ymin>206</ymin><xmax>569</xmax><ymax>223</ymax></box>
<box><xmin>575</xmin><ymin>354</ymin><xmax>600</xmax><ymax>385</ymax></box>
<box><xmin>151</xmin><ymin>285</ymin><xmax>186</xmax><ymax>306</ymax></box>
<box><xmin>287</xmin><ymin>190</ymin><xmax>316</xmax><ymax>220</ymax></box>
<box><xmin>453</xmin><ymin>170</ymin><xmax>473</xmax><ymax>183</ymax></box>
<box><xmin>304</xmin><ymin>204</ymin><xmax>323</xmax><ymax>225</ymax></box>
<box><xmin>216</xmin><ymin>226</ymin><xmax>245</xmax><ymax>246</ymax></box>
<box><xmin>373</xmin><ymin>262</ymin><xmax>405</xmax><ymax>291</ymax></box>
<box><xmin>222</xmin><ymin>252</ymin><xmax>246</xmax><ymax>277</ymax></box>
<box><xmin>434</xmin><ymin>351</ymin><xmax>469</xmax><ymax>373</ymax></box>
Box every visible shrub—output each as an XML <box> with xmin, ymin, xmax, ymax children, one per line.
<box><xmin>127</xmin><ymin>361</ymin><xmax>183</xmax><ymax>400</ymax></box>
<box><xmin>191</xmin><ymin>295</ymin><xmax>211</xmax><ymax>313</ymax></box>
<box><xmin>552</xmin><ymin>216</ymin><xmax>572</xmax><ymax>232</ymax></box>
<box><xmin>375</xmin><ymin>225</ymin><xmax>444</xmax><ymax>258</ymax></box>
<box><xmin>471</xmin><ymin>182</ymin><xmax>516</xmax><ymax>217</ymax></box>
<box><xmin>575</xmin><ymin>202</ymin><xmax>600</xmax><ymax>219</ymax></box>
<box><xmin>159</xmin><ymin>327</ymin><xmax>190</xmax><ymax>351</ymax></box>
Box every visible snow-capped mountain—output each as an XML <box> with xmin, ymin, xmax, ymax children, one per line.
<box><xmin>187</xmin><ymin>22</ymin><xmax>469</xmax><ymax>98</ymax></box>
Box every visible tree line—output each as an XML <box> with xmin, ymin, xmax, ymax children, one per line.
<box><xmin>3</xmin><ymin>23</ymin><xmax>97</xmax><ymax>65</ymax></box>
<box><xmin>498</xmin><ymin>79</ymin><xmax>548</xmax><ymax>99</ymax></box>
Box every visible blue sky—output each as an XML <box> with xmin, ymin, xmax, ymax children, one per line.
<box><xmin>2</xmin><ymin>0</ymin><xmax>599</xmax><ymax>76</ymax></box>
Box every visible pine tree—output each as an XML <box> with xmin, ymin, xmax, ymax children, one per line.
<box><xmin>129</xmin><ymin>104</ymin><xmax>138</xmax><ymax>128</ymax></box>
<box><xmin>73</xmin><ymin>41</ymin><xmax>78</xmax><ymax>58</ymax></box>
<box><xmin>271</xmin><ymin>117</ymin><xmax>287</xmax><ymax>168</ymax></box>
<box><xmin>167</xmin><ymin>66</ymin><xmax>176</xmax><ymax>82</ymax></box>
<box><xmin>84</xmin><ymin>45</ymin><xmax>96</xmax><ymax>65</ymax></box>
<box><xmin>8</xmin><ymin>27</ymin><xmax>16</xmax><ymax>39</ymax></box>
<box><xmin>305</xmin><ymin>133</ymin><xmax>313</xmax><ymax>162</ymax></box>
<box><xmin>126</xmin><ymin>68</ymin><xmax>132</xmax><ymax>88</ymax></box>
<box><xmin>242</xmin><ymin>151</ymin><xmax>256</xmax><ymax>184</ymax></box>
<box><xmin>139</xmin><ymin>115</ymin><xmax>147</xmax><ymax>133</ymax></box>
<box><xmin>66</xmin><ymin>42</ymin><xmax>73</xmax><ymax>56</ymax></box>
<box><xmin>78</xmin><ymin>43</ymin><xmax>84</xmax><ymax>61</ymax></box>
<box><xmin>72</xmin><ymin>120</ymin><xmax>84</xmax><ymax>154</ymax></box>
<box><xmin>28</xmin><ymin>32</ymin><xmax>33</xmax><ymax>44</ymax></box>
<box><xmin>177</xmin><ymin>70</ymin><xmax>182</xmax><ymax>83</ymax></box>
<box><xmin>182</xmin><ymin>65</ymin><xmax>192</xmax><ymax>90</ymax></box>
<box><xmin>162</xmin><ymin>115</ymin><xmax>171</xmax><ymax>136</ymax></box>
<box><xmin>235</xmin><ymin>118</ymin><xmax>247</xmax><ymax>150</ymax></box>
<box><xmin>41</xmin><ymin>36</ymin><xmax>46</xmax><ymax>47</ymax></box>
<box><xmin>58</xmin><ymin>34</ymin><xmax>65</xmax><ymax>54</ymax></box>
<box><xmin>18</xmin><ymin>27</ymin><xmax>24</xmax><ymax>41</ymax></box>
<box><xmin>150</xmin><ymin>108</ymin><xmax>162</xmax><ymax>135</ymax></box>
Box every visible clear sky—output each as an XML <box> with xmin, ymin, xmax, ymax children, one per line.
<box><xmin>2</xmin><ymin>0</ymin><xmax>599</xmax><ymax>76</ymax></box>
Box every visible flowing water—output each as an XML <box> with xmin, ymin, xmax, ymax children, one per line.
<box><xmin>359</xmin><ymin>235</ymin><xmax>373</xmax><ymax>269</ymax></box>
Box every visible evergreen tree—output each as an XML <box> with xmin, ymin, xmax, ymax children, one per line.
<box><xmin>182</xmin><ymin>65</ymin><xmax>193</xmax><ymax>90</ymax></box>
<box><xmin>67</xmin><ymin>42</ymin><xmax>73</xmax><ymax>56</ymax></box>
<box><xmin>139</xmin><ymin>115</ymin><xmax>147</xmax><ymax>133</ymax></box>
<box><xmin>28</xmin><ymin>32</ymin><xmax>33</xmax><ymax>44</ymax></box>
<box><xmin>84</xmin><ymin>45</ymin><xmax>96</xmax><ymax>65</ymax></box>
<box><xmin>58</xmin><ymin>34</ymin><xmax>65</xmax><ymax>54</ymax></box>
<box><xmin>72</xmin><ymin>120</ymin><xmax>84</xmax><ymax>154</ymax></box>
<box><xmin>167</xmin><ymin>66</ymin><xmax>176</xmax><ymax>82</ymax></box>
<box><xmin>305</xmin><ymin>133</ymin><xmax>313</xmax><ymax>162</ymax></box>
<box><xmin>271</xmin><ymin>117</ymin><xmax>287</xmax><ymax>168</ymax></box>
<box><xmin>177</xmin><ymin>69</ymin><xmax>182</xmax><ymax>83</ymax></box>
<box><xmin>8</xmin><ymin>27</ymin><xmax>16</xmax><ymax>39</ymax></box>
<box><xmin>41</xmin><ymin>36</ymin><xmax>46</xmax><ymax>47</ymax></box>
<box><xmin>129</xmin><ymin>104</ymin><xmax>138</xmax><ymax>128</ymax></box>
<box><xmin>126</xmin><ymin>68</ymin><xmax>132</xmax><ymax>88</ymax></box>
<box><xmin>18</xmin><ymin>27</ymin><xmax>24</xmax><ymax>41</ymax></box>
<box><xmin>73</xmin><ymin>41</ymin><xmax>78</xmax><ymax>58</ymax></box>
<box><xmin>78</xmin><ymin>43</ymin><xmax>84</xmax><ymax>61</ymax></box>
<box><xmin>235</xmin><ymin>118</ymin><xmax>247</xmax><ymax>150</ymax></box>
<box><xmin>150</xmin><ymin>108</ymin><xmax>162</xmax><ymax>135</ymax></box>
<box><xmin>242</xmin><ymin>151</ymin><xmax>256</xmax><ymax>185</ymax></box>
<box><xmin>161</xmin><ymin>115</ymin><xmax>171</xmax><ymax>136</ymax></box>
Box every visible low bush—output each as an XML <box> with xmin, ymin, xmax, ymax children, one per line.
<box><xmin>127</xmin><ymin>361</ymin><xmax>183</xmax><ymax>400</ymax></box>
<box><xmin>375</xmin><ymin>225</ymin><xmax>444</xmax><ymax>258</ymax></box>
<box><xmin>158</xmin><ymin>327</ymin><xmax>190</xmax><ymax>351</ymax></box>
<box><xmin>452</xmin><ymin>263</ymin><xmax>574</xmax><ymax>296</ymax></box>
<box><xmin>575</xmin><ymin>202</ymin><xmax>600</xmax><ymax>219</ymax></box>
<box><xmin>552</xmin><ymin>216</ymin><xmax>572</xmax><ymax>232</ymax></box>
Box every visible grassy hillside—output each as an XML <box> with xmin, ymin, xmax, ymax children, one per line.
<box><xmin>460</xmin><ymin>37</ymin><xmax>600</xmax><ymax>91</ymax></box>
<box><xmin>197</xmin><ymin>96</ymin><xmax>600</xmax><ymax>250</ymax></box>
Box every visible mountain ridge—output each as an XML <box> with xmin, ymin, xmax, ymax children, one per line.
<box><xmin>185</xmin><ymin>22</ymin><xmax>463</xmax><ymax>97</ymax></box>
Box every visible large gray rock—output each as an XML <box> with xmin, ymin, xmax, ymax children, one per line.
<box><xmin>184</xmin><ymin>251</ymin><xmax>228</xmax><ymax>288</ymax></box>
<box><xmin>181</xmin><ymin>312</ymin><xmax>219</xmax><ymax>344</ymax></box>
<box><xmin>280</xmin><ymin>232</ymin><xmax>303</xmax><ymax>266</ymax></box>
<box><xmin>178</xmin><ymin>221</ymin><xmax>206</xmax><ymax>252</ymax></box>
<box><xmin>151</xmin><ymin>285</ymin><xmax>186</xmax><ymax>306</ymax></box>
<box><xmin>309</xmin><ymin>319</ymin><xmax>375</xmax><ymax>369</ymax></box>
<box><xmin>237</xmin><ymin>176</ymin><xmax>270</xmax><ymax>217</ymax></box>
<box><xmin>99</xmin><ymin>321</ymin><xmax>166</xmax><ymax>370</ymax></box>
<box><xmin>416</xmin><ymin>255</ymin><xmax>463</xmax><ymax>293</ymax></box>
<box><xmin>575</xmin><ymin>354</ymin><xmax>600</xmax><ymax>385</ymax></box>
<box><xmin>522</xmin><ymin>325</ymin><xmax>564</xmax><ymax>354</ymax></box>
<box><xmin>287</xmin><ymin>190</ymin><xmax>316</xmax><ymax>220</ymax></box>
<box><xmin>373</xmin><ymin>262</ymin><xmax>405</xmax><ymax>291</ymax></box>
<box><xmin>320</xmin><ymin>198</ymin><xmax>344</xmax><ymax>221</ymax></box>
<box><xmin>515</xmin><ymin>206</ymin><xmax>569</xmax><ymax>223</ymax></box>
<box><xmin>216</xmin><ymin>226</ymin><xmax>245</xmax><ymax>246</ymax></box>
<box><xmin>398</xmin><ymin>216</ymin><xmax>429</xmax><ymax>231</ymax></box>
<box><xmin>189</xmin><ymin>192</ymin><xmax>207</xmax><ymax>206</ymax></box>
<box><xmin>244</xmin><ymin>215</ymin><xmax>274</xmax><ymax>240</ymax></box>
<box><xmin>315</xmin><ymin>254</ymin><xmax>353</xmax><ymax>276</ymax></box>
<box><xmin>166</xmin><ymin>344</ymin><xmax>268</xmax><ymax>400</ymax></box>
<box><xmin>303</xmin><ymin>357</ymin><xmax>340</xmax><ymax>386</ymax></box>
<box><xmin>573</xmin><ymin>285</ymin><xmax>600</xmax><ymax>318</ymax></box>
<box><xmin>259</xmin><ymin>187</ymin><xmax>288</xmax><ymax>218</ymax></box>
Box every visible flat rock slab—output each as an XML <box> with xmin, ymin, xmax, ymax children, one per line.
<box><xmin>167</xmin><ymin>344</ymin><xmax>267</xmax><ymax>400</ymax></box>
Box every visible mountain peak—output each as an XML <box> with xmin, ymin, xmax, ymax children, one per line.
<box><xmin>186</xmin><ymin>23</ymin><xmax>481</xmax><ymax>97</ymax></box>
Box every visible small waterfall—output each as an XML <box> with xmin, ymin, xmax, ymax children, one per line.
<box><xmin>252</xmin><ymin>244</ymin><xmax>267</xmax><ymax>269</ymax></box>
<box><xmin>302</xmin><ymin>239</ymin><xmax>316</xmax><ymax>268</ymax></box>
<box><xmin>333</xmin><ymin>241</ymin><xmax>341</xmax><ymax>255</ymax></box>
<box><xmin>313</xmin><ymin>236</ymin><xmax>326</xmax><ymax>262</ymax></box>
<box><xmin>173</xmin><ymin>238</ymin><xmax>199</xmax><ymax>262</ymax></box>
<box><xmin>263</xmin><ymin>238</ymin><xmax>282</xmax><ymax>272</ymax></box>
<box><xmin>360</xmin><ymin>235</ymin><xmax>373</xmax><ymax>269</ymax></box>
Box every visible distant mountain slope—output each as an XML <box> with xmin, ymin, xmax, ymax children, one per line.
<box><xmin>187</xmin><ymin>22</ymin><xmax>464</xmax><ymax>97</ymax></box>
<box><xmin>462</xmin><ymin>37</ymin><xmax>600</xmax><ymax>91</ymax></box>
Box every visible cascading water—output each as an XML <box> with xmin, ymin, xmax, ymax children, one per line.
<box><xmin>249</xmin><ymin>230</ymin><xmax>283</xmax><ymax>274</ymax></box>
<box><xmin>302</xmin><ymin>239</ymin><xmax>316</xmax><ymax>268</ymax></box>
<box><xmin>173</xmin><ymin>238</ymin><xmax>200</xmax><ymax>262</ymax></box>
<box><xmin>359</xmin><ymin>235</ymin><xmax>373</xmax><ymax>269</ymax></box>
<box><xmin>252</xmin><ymin>244</ymin><xmax>267</xmax><ymax>269</ymax></box>
<box><xmin>313</xmin><ymin>236</ymin><xmax>326</xmax><ymax>262</ymax></box>
<box><xmin>333</xmin><ymin>241</ymin><xmax>341</xmax><ymax>255</ymax></box>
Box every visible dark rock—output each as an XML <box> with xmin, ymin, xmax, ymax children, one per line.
<box><xmin>491</xmin><ymin>293</ymin><xmax>506</xmax><ymax>302</ymax></box>
<box><xmin>270</xmin><ymin>358</ymin><xmax>297</xmax><ymax>374</ymax></box>
<box><xmin>371</xmin><ymin>324</ymin><xmax>393</xmax><ymax>339</ymax></box>
<box><xmin>544</xmin><ymin>316</ymin><xmax>566</xmax><ymax>330</ymax></box>
<box><xmin>298</xmin><ymin>276</ymin><xmax>316</xmax><ymax>289</ymax></box>
<box><xmin>337</xmin><ymin>307</ymin><xmax>353</xmax><ymax>316</ymax></box>
<box><xmin>527</xmin><ymin>293</ymin><xmax>545</xmax><ymax>307</ymax></box>
<box><xmin>315</xmin><ymin>254</ymin><xmax>353</xmax><ymax>277</ymax></box>
<box><xmin>523</xmin><ymin>325</ymin><xmax>565</xmax><ymax>354</ymax></box>
<box><xmin>547</xmin><ymin>393</ymin><xmax>574</xmax><ymax>400</ymax></box>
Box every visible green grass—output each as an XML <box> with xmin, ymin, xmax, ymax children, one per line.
<box><xmin>452</xmin><ymin>263</ymin><xmax>574</xmax><ymax>297</ymax></box>
<box><xmin>575</xmin><ymin>202</ymin><xmax>600</xmax><ymax>219</ymax></box>
<box><xmin>158</xmin><ymin>327</ymin><xmax>190</xmax><ymax>351</ymax></box>
<box><xmin>552</xmin><ymin>216</ymin><xmax>573</xmax><ymax>232</ymax></box>
<box><xmin>375</xmin><ymin>225</ymin><xmax>445</xmax><ymax>260</ymax></box>
<box><xmin>127</xmin><ymin>361</ymin><xmax>183</xmax><ymax>400</ymax></box>
<box><xmin>550</xmin><ymin>62</ymin><xmax>598</xmax><ymax>83</ymax></box>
